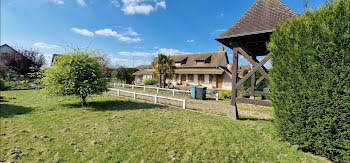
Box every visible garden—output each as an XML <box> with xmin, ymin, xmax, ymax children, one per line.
<box><xmin>1</xmin><ymin>0</ymin><xmax>349</xmax><ymax>162</ymax></box>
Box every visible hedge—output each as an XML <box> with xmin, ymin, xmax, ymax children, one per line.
<box><xmin>268</xmin><ymin>0</ymin><xmax>350</xmax><ymax>162</ymax></box>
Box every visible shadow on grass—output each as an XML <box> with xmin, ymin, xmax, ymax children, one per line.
<box><xmin>0</xmin><ymin>103</ymin><xmax>33</xmax><ymax>118</ymax></box>
<box><xmin>240</xmin><ymin>116</ymin><xmax>274</xmax><ymax>122</ymax></box>
<box><xmin>61</xmin><ymin>99</ymin><xmax>164</xmax><ymax>111</ymax></box>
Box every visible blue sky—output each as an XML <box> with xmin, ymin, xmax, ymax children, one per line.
<box><xmin>1</xmin><ymin>0</ymin><xmax>325</xmax><ymax>67</ymax></box>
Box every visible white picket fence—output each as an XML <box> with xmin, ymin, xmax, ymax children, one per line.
<box><xmin>113</xmin><ymin>83</ymin><xmax>219</xmax><ymax>101</ymax></box>
<box><xmin>109</xmin><ymin>88</ymin><xmax>187</xmax><ymax>109</ymax></box>
<box><xmin>113</xmin><ymin>83</ymin><xmax>191</xmax><ymax>96</ymax></box>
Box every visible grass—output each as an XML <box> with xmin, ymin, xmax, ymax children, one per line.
<box><xmin>0</xmin><ymin>90</ymin><xmax>328</xmax><ymax>162</ymax></box>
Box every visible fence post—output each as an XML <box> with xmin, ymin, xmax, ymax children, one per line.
<box><xmin>157</xmin><ymin>87</ymin><xmax>159</xmax><ymax>94</ymax></box>
<box><xmin>133</xmin><ymin>92</ymin><xmax>136</xmax><ymax>99</ymax></box>
<box><xmin>114</xmin><ymin>83</ymin><xmax>116</xmax><ymax>88</ymax></box>
<box><xmin>172</xmin><ymin>89</ymin><xmax>175</xmax><ymax>96</ymax></box>
<box><xmin>117</xmin><ymin>89</ymin><xmax>120</xmax><ymax>96</ymax></box>
<box><xmin>183</xmin><ymin>98</ymin><xmax>187</xmax><ymax>109</ymax></box>
<box><xmin>216</xmin><ymin>93</ymin><xmax>219</xmax><ymax>101</ymax></box>
<box><xmin>154</xmin><ymin>94</ymin><xmax>158</xmax><ymax>104</ymax></box>
<box><xmin>132</xmin><ymin>85</ymin><xmax>134</xmax><ymax>90</ymax></box>
<box><xmin>144</xmin><ymin>86</ymin><xmax>146</xmax><ymax>92</ymax></box>
<box><xmin>122</xmin><ymin>84</ymin><xmax>125</xmax><ymax>88</ymax></box>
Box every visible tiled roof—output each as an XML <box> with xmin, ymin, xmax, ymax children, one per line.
<box><xmin>175</xmin><ymin>68</ymin><xmax>224</xmax><ymax>75</ymax></box>
<box><xmin>216</xmin><ymin>0</ymin><xmax>298</xmax><ymax>40</ymax></box>
<box><xmin>135</xmin><ymin>65</ymin><xmax>151</xmax><ymax>70</ymax></box>
<box><xmin>170</xmin><ymin>51</ymin><xmax>228</xmax><ymax>68</ymax></box>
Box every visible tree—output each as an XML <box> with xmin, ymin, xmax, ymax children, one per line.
<box><xmin>113</xmin><ymin>65</ymin><xmax>132</xmax><ymax>84</ymax></box>
<box><xmin>151</xmin><ymin>54</ymin><xmax>175</xmax><ymax>88</ymax></box>
<box><xmin>92</xmin><ymin>50</ymin><xmax>112</xmax><ymax>76</ymax></box>
<box><xmin>268</xmin><ymin>0</ymin><xmax>349</xmax><ymax>161</ymax></box>
<box><xmin>42</xmin><ymin>48</ymin><xmax>108</xmax><ymax>106</ymax></box>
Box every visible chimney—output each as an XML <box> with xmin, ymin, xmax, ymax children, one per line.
<box><xmin>220</xmin><ymin>44</ymin><xmax>225</xmax><ymax>51</ymax></box>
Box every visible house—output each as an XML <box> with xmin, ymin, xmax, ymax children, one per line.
<box><xmin>135</xmin><ymin>65</ymin><xmax>151</xmax><ymax>70</ymax></box>
<box><xmin>51</xmin><ymin>54</ymin><xmax>62</xmax><ymax>64</ymax></box>
<box><xmin>134</xmin><ymin>46</ymin><xmax>239</xmax><ymax>90</ymax></box>
<box><xmin>0</xmin><ymin>44</ymin><xmax>23</xmax><ymax>67</ymax></box>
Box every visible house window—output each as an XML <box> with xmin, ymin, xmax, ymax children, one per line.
<box><xmin>204</xmin><ymin>75</ymin><xmax>209</xmax><ymax>83</ymax></box>
<box><xmin>193</xmin><ymin>74</ymin><xmax>198</xmax><ymax>83</ymax></box>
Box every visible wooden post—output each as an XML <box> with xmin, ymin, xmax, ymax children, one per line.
<box><xmin>157</xmin><ymin>87</ymin><xmax>159</xmax><ymax>94</ymax></box>
<box><xmin>183</xmin><ymin>98</ymin><xmax>186</xmax><ymax>109</ymax></box>
<box><xmin>250</xmin><ymin>56</ymin><xmax>256</xmax><ymax>99</ymax></box>
<box><xmin>132</xmin><ymin>85</ymin><xmax>134</xmax><ymax>90</ymax></box>
<box><xmin>172</xmin><ymin>89</ymin><xmax>175</xmax><ymax>96</ymax></box>
<box><xmin>133</xmin><ymin>92</ymin><xmax>136</xmax><ymax>99</ymax></box>
<box><xmin>154</xmin><ymin>94</ymin><xmax>158</xmax><ymax>104</ymax></box>
<box><xmin>143</xmin><ymin>86</ymin><xmax>146</xmax><ymax>92</ymax></box>
<box><xmin>117</xmin><ymin>89</ymin><xmax>120</xmax><ymax>96</ymax></box>
<box><xmin>228</xmin><ymin>46</ymin><xmax>239</xmax><ymax>120</ymax></box>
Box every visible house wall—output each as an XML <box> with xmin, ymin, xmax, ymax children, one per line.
<box><xmin>222</xmin><ymin>73</ymin><xmax>232</xmax><ymax>90</ymax></box>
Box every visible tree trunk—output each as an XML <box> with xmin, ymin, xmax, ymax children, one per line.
<box><xmin>163</xmin><ymin>74</ymin><xmax>167</xmax><ymax>88</ymax></box>
<box><xmin>158</xmin><ymin>74</ymin><xmax>162</xmax><ymax>87</ymax></box>
<box><xmin>81</xmin><ymin>96</ymin><xmax>87</xmax><ymax>107</ymax></box>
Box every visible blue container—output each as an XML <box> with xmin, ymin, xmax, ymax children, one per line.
<box><xmin>190</xmin><ymin>85</ymin><xmax>197</xmax><ymax>99</ymax></box>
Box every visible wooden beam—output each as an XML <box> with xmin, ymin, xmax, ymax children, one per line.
<box><xmin>229</xmin><ymin>47</ymin><xmax>239</xmax><ymax>120</ymax></box>
<box><xmin>254</xmin><ymin>91</ymin><xmax>269</xmax><ymax>96</ymax></box>
<box><xmin>256</xmin><ymin>76</ymin><xmax>265</xmax><ymax>85</ymax></box>
<box><xmin>237</xmin><ymin>47</ymin><xmax>269</xmax><ymax>80</ymax></box>
<box><xmin>236</xmin><ymin>98</ymin><xmax>272</xmax><ymax>107</ymax></box>
<box><xmin>250</xmin><ymin>56</ymin><xmax>256</xmax><ymax>99</ymax></box>
<box><xmin>236</xmin><ymin>54</ymin><xmax>271</xmax><ymax>88</ymax></box>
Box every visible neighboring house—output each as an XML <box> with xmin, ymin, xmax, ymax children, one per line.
<box><xmin>51</xmin><ymin>54</ymin><xmax>62</xmax><ymax>64</ymax></box>
<box><xmin>134</xmin><ymin>46</ymin><xmax>240</xmax><ymax>90</ymax></box>
<box><xmin>135</xmin><ymin>65</ymin><xmax>151</xmax><ymax>70</ymax></box>
<box><xmin>0</xmin><ymin>44</ymin><xmax>22</xmax><ymax>67</ymax></box>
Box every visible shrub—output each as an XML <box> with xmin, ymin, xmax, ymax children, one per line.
<box><xmin>218</xmin><ymin>90</ymin><xmax>231</xmax><ymax>99</ymax></box>
<box><xmin>42</xmin><ymin>48</ymin><xmax>108</xmax><ymax>106</ymax></box>
<box><xmin>143</xmin><ymin>78</ymin><xmax>158</xmax><ymax>85</ymax></box>
<box><xmin>0</xmin><ymin>79</ymin><xmax>5</xmax><ymax>91</ymax></box>
<box><xmin>268</xmin><ymin>0</ymin><xmax>350</xmax><ymax>161</ymax></box>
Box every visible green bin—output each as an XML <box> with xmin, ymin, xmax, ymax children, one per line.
<box><xmin>190</xmin><ymin>85</ymin><xmax>197</xmax><ymax>99</ymax></box>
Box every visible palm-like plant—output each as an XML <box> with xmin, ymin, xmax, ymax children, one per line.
<box><xmin>151</xmin><ymin>54</ymin><xmax>175</xmax><ymax>88</ymax></box>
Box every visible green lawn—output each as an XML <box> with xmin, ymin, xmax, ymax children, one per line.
<box><xmin>0</xmin><ymin>90</ymin><xmax>327</xmax><ymax>162</ymax></box>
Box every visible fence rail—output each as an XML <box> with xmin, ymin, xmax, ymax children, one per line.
<box><xmin>113</xmin><ymin>83</ymin><xmax>191</xmax><ymax>96</ymax></box>
<box><xmin>109</xmin><ymin>88</ymin><xmax>187</xmax><ymax>109</ymax></box>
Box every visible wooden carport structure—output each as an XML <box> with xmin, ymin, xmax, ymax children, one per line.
<box><xmin>215</xmin><ymin>0</ymin><xmax>298</xmax><ymax>119</ymax></box>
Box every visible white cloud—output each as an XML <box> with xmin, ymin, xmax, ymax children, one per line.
<box><xmin>155</xmin><ymin>1</ymin><xmax>166</xmax><ymax>9</ymax></box>
<box><xmin>118</xmin><ymin>48</ymin><xmax>188</xmax><ymax>57</ymax></box>
<box><xmin>124</xmin><ymin>27</ymin><xmax>139</xmax><ymax>36</ymax></box>
<box><xmin>111</xmin><ymin>57</ymin><xmax>149</xmax><ymax>67</ymax></box>
<box><xmin>50</xmin><ymin>0</ymin><xmax>64</xmax><ymax>5</ymax></box>
<box><xmin>71</xmin><ymin>27</ymin><xmax>94</xmax><ymax>37</ymax></box>
<box><xmin>217</xmin><ymin>13</ymin><xmax>224</xmax><ymax>18</ymax></box>
<box><xmin>111</xmin><ymin>0</ymin><xmax>120</xmax><ymax>7</ymax></box>
<box><xmin>186</xmin><ymin>40</ymin><xmax>195</xmax><ymax>43</ymax></box>
<box><xmin>33</xmin><ymin>42</ymin><xmax>61</xmax><ymax>49</ymax></box>
<box><xmin>77</xmin><ymin>0</ymin><xmax>87</xmax><ymax>6</ymax></box>
<box><xmin>95</xmin><ymin>28</ymin><xmax>141</xmax><ymax>43</ymax></box>
<box><xmin>158</xmin><ymin>48</ymin><xmax>188</xmax><ymax>55</ymax></box>
<box><xmin>211</xmin><ymin>28</ymin><xmax>226</xmax><ymax>36</ymax></box>
<box><xmin>120</xmin><ymin>0</ymin><xmax>166</xmax><ymax>15</ymax></box>
<box><xmin>119</xmin><ymin>51</ymin><xmax>153</xmax><ymax>57</ymax></box>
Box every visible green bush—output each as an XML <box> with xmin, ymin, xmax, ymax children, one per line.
<box><xmin>42</xmin><ymin>48</ymin><xmax>108</xmax><ymax>106</ymax></box>
<box><xmin>218</xmin><ymin>90</ymin><xmax>231</xmax><ymax>99</ymax></box>
<box><xmin>268</xmin><ymin>0</ymin><xmax>350</xmax><ymax>162</ymax></box>
<box><xmin>143</xmin><ymin>78</ymin><xmax>158</xmax><ymax>85</ymax></box>
<box><xmin>0</xmin><ymin>79</ymin><xmax>5</xmax><ymax>91</ymax></box>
